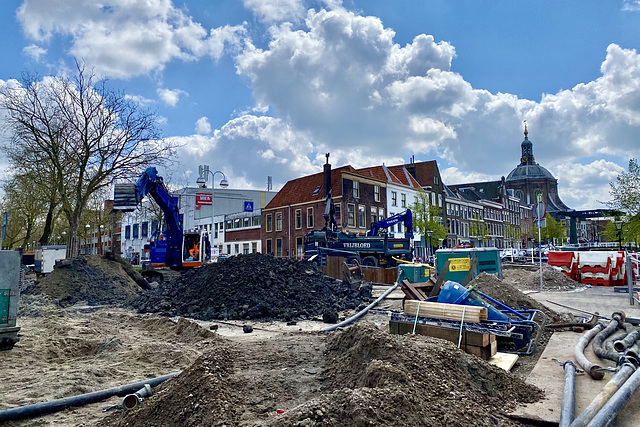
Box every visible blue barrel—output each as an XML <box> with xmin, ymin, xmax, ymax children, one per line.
<box><xmin>437</xmin><ymin>281</ymin><xmax>508</xmax><ymax>321</ymax></box>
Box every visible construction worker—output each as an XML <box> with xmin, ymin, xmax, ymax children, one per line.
<box><xmin>188</xmin><ymin>242</ymin><xmax>199</xmax><ymax>260</ymax></box>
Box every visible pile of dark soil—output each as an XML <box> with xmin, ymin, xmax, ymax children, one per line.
<box><xmin>469</xmin><ymin>272</ymin><xmax>561</xmax><ymax>322</ymax></box>
<box><xmin>131</xmin><ymin>253</ymin><xmax>370</xmax><ymax>322</ymax></box>
<box><xmin>512</xmin><ymin>264</ymin><xmax>581</xmax><ymax>291</ymax></box>
<box><xmin>272</xmin><ymin>323</ymin><xmax>543</xmax><ymax>426</ymax></box>
<box><xmin>29</xmin><ymin>255</ymin><xmax>143</xmax><ymax>307</ymax></box>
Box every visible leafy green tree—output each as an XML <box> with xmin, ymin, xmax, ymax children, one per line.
<box><xmin>410</xmin><ymin>189</ymin><xmax>448</xmax><ymax>250</ymax></box>
<box><xmin>538</xmin><ymin>215</ymin><xmax>566</xmax><ymax>244</ymax></box>
<box><xmin>469</xmin><ymin>212</ymin><xmax>489</xmax><ymax>247</ymax></box>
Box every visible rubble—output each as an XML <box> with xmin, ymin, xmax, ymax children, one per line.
<box><xmin>27</xmin><ymin>255</ymin><xmax>144</xmax><ymax>307</ymax></box>
<box><xmin>131</xmin><ymin>253</ymin><xmax>371</xmax><ymax>322</ymax></box>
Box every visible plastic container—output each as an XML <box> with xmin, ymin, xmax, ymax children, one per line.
<box><xmin>436</xmin><ymin>281</ymin><xmax>508</xmax><ymax>321</ymax></box>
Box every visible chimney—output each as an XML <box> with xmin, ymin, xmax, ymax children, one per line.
<box><xmin>323</xmin><ymin>153</ymin><xmax>331</xmax><ymax>198</ymax></box>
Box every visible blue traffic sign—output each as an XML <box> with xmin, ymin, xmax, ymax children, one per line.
<box><xmin>244</xmin><ymin>201</ymin><xmax>254</xmax><ymax>212</ymax></box>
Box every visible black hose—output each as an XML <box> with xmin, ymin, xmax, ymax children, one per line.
<box><xmin>587</xmin><ymin>361</ymin><xmax>640</xmax><ymax>427</ymax></box>
<box><xmin>614</xmin><ymin>325</ymin><xmax>640</xmax><ymax>352</ymax></box>
<box><xmin>592</xmin><ymin>312</ymin><xmax>625</xmax><ymax>362</ymax></box>
<box><xmin>569</xmin><ymin>359</ymin><xmax>636</xmax><ymax>427</ymax></box>
<box><xmin>0</xmin><ymin>372</ymin><xmax>180</xmax><ymax>422</ymax></box>
<box><xmin>559</xmin><ymin>361</ymin><xmax>577</xmax><ymax>427</ymax></box>
<box><xmin>575</xmin><ymin>324</ymin><xmax>606</xmax><ymax>380</ymax></box>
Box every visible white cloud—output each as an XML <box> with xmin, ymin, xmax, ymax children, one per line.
<box><xmin>16</xmin><ymin>0</ymin><xmax>246</xmax><ymax>79</ymax></box>
<box><xmin>242</xmin><ymin>0</ymin><xmax>305</xmax><ymax>23</ymax></box>
<box><xmin>157</xmin><ymin>88</ymin><xmax>187</xmax><ymax>106</ymax></box>
<box><xmin>553</xmin><ymin>160</ymin><xmax>625</xmax><ymax>210</ymax></box>
<box><xmin>622</xmin><ymin>0</ymin><xmax>640</xmax><ymax>11</ymax></box>
<box><xmin>195</xmin><ymin>116</ymin><xmax>211</xmax><ymax>134</ymax></box>
<box><xmin>124</xmin><ymin>94</ymin><xmax>154</xmax><ymax>106</ymax></box>
<box><xmin>22</xmin><ymin>44</ymin><xmax>46</xmax><ymax>61</ymax></box>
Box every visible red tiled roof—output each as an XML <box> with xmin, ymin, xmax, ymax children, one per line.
<box><xmin>356</xmin><ymin>165</ymin><xmax>403</xmax><ymax>185</ymax></box>
<box><xmin>387</xmin><ymin>165</ymin><xmax>421</xmax><ymax>188</ymax></box>
<box><xmin>265</xmin><ymin>165</ymin><xmax>355</xmax><ymax>209</ymax></box>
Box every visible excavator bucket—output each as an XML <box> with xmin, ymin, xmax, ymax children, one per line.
<box><xmin>342</xmin><ymin>258</ymin><xmax>364</xmax><ymax>290</ymax></box>
<box><xmin>113</xmin><ymin>183</ymin><xmax>138</xmax><ymax>212</ymax></box>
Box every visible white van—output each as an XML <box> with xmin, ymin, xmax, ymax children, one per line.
<box><xmin>34</xmin><ymin>246</ymin><xmax>66</xmax><ymax>275</ymax></box>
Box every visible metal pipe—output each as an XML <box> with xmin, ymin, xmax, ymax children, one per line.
<box><xmin>545</xmin><ymin>300</ymin><xmax>611</xmax><ymax>321</ymax></box>
<box><xmin>587</xmin><ymin>361</ymin><xmax>640</xmax><ymax>427</ymax></box>
<box><xmin>613</xmin><ymin>325</ymin><xmax>640</xmax><ymax>352</ymax></box>
<box><xmin>323</xmin><ymin>282</ymin><xmax>400</xmax><ymax>332</ymax></box>
<box><xmin>560</xmin><ymin>361</ymin><xmax>577</xmax><ymax>427</ymax></box>
<box><xmin>592</xmin><ymin>312</ymin><xmax>625</xmax><ymax>362</ymax></box>
<box><xmin>0</xmin><ymin>372</ymin><xmax>180</xmax><ymax>422</ymax></box>
<box><xmin>570</xmin><ymin>360</ymin><xmax>636</xmax><ymax>427</ymax></box>
<box><xmin>575</xmin><ymin>323</ymin><xmax>606</xmax><ymax>380</ymax></box>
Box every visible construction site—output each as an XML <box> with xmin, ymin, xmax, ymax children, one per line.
<box><xmin>1</xmin><ymin>246</ymin><xmax>640</xmax><ymax>427</ymax></box>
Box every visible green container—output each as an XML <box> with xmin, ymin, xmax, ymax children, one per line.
<box><xmin>397</xmin><ymin>264</ymin><xmax>431</xmax><ymax>283</ymax></box>
<box><xmin>0</xmin><ymin>250</ymin><xmax>21</xmax><ymax>350</ymax></box>
<box><xmin>435</xmin><ymin>247</ymin><xmax>502</xmax><ymax>283</ymax></box>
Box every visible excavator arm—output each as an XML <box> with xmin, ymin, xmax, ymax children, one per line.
<box><xmin>369</xmin><ymin>209</ymin><xmax>413</xmax><ymax>239</ymax></box>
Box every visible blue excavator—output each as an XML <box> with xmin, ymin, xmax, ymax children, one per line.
<box><xmin>112</xmin><ymin>167</ymin><xmax>210</xmax><ymax>280</ymax></box>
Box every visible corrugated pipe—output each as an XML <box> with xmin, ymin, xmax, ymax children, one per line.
<box><xmin>586</xmin><ymin>360</ymin><xmax>640</xmax><ymax>427</ymax></box>
<box><xmin>559</xmin><ymin>361</ymin><xmax>577</xmax><ymax>427</ymax></box>
<box><xmin>0</xmin><ymin>372</ymin><xmax>180</xmax><ymax>422</ymax></box>
<box><xmin>614</xmin><ymin>325</ymin><xmax>640</xmax><ymax>352</ymax></box>
<box><xmin>323</xmin><ymin>282</ymin><xmax>400</xmax><ymax>332</ymax></box>
<box><xmin>592</xmin><ymin>312</ymin><xmax>626</xmax><ymax>363</ymax></box>
<box><xmin>569</xmin><ymin>358</ymin><xmax>636</xmax><ymax>427</ymax></box>
<box><xmin>575</xmin><ymin>324</ymin><xmax>606</xmax><ymax>380</ymax></box>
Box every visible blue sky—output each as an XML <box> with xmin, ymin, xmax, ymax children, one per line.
<box><xmin>1</xmin><ymin>0</ymin><xmax>640</xmax><ymax>210</ymax></box>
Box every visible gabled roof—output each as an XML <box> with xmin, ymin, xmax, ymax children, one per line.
<box><xmin>355</xmin><ymin>165</ymin><xmax>402</xmax><ymax>185</ymax></box>
<box><xmin>265</xmin><ymin>165</ymin><xmax>355</xmax><ymax>209</ymax></box>
<box><xmin>401</xmin><ymin>160</ymin><xmax>440</xmax><ymax>187</ymax></box>
<box><xmin>387</xmin><ymin>165</ymin><xmax>421</xmax><ymax>188</ymax></box>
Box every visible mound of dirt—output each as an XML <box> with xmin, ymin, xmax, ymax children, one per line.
<box><xmin>30</xmin><ymin>255</ymin><xmax>143</xmax><ymax>307</ymax></box>
<box><xmin>131</xmin><ymin>253</ymin><xmax>370</xmax><ymax>322</ymax></box>
<box><xmin>272</xmin><ymin>323</ymin><xmax>542</xmax><ymax>426</ymax></box>
<box><xmin>469</xmin><ymin>272</ymin><xmax>561</xmax><ymax>322</ymax></box>
<box><xmin>510</xmin><ymin>264</ymin><xmax>581</xmax><ymax>291</ymax></box>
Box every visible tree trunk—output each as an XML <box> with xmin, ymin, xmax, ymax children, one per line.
<box><xmin>39</xmin><ymin>203</ymin><xmax>55</xmax><ymax>246</ymax></box>
<box><xmin>66</xmin><ymin>215</ymin><xmax>81</xmax><ymax>258</ymax></box>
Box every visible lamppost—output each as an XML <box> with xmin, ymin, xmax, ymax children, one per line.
<box><xmin>615</xmin><ymin>220</ymin><xmax>623</xmax><ymax>250</ymax></box>
<box><xmin>85</xmin><ymin>224</ymin><xmax>91</xmax><ymax>254</ymax></box>
<box><xmin>426</xmin><ymin>230</ymin><xmax>433</xmax><ymax>261</ymax></box>
<box><xmin>196</xmin><ymin>165</ymin><xmax>229</xmax><ymax>259</ymax></box>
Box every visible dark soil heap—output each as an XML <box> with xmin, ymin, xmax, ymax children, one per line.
<box><xmin>132</xmin><ymin>253</ymin><xmax>370</xmax><ymax>321</ymax></box>
<box><xmin>30</xmin><ymin>255</ymin><xmax>143</xmax><ymax>307</ymax></box>
<box><xmin>469</xmin><ymin>272</ymin><xmax>561</xmax><ymax>322</ymax></box>
<box><xmin>271</xmin><ymin>323</ymin><xmax>543</xmax><ymax>426</ymax></box>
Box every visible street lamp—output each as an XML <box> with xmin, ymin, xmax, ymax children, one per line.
<box><xmin>196</xmin><ymin>165</ymin><xmax>229</xmax><ymax>260</ymax></box>
<box><xmin>85</xmin><ymin>224</ymin><xmax>91</xmax><ymax>254</ymax></box>
<box><xmin>615</xmin><ymin>220</ymin><xmax>623</xmax><ymax>250</ymax></box>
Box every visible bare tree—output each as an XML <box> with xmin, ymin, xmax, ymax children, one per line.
<box><xmin>1</xmin><ymin>62</ymin><xmax>176</xmax><ymax>257</ymax></box>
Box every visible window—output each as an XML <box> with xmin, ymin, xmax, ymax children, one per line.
<box><xmin>535</xmin><ymin>190</ymin><xmax>543</xmax><ymax>203</ymax></box>
<box><xmin>141</xmin><ymin>222</ymin><xmax>148</xmax><ymax>238</ymax></box>
<box><xmin>374</xmin><ymin>185</ymin><xmax>380</xmax><ymax>202</ymax></box>
<box><xmin>214</xmin><ymin>223</ymin><xmax>219</xmax><ymax>239</ymax></box>
<box><xmin>370</xmin><ymin>207</ymin><xmax>377</xmax><ymax>227</ymax></box>
<box><xmin>266</xmin><ymin>214</ymin><xmax>273</xmax><ymax>232</ymax></box>
<box><xmin>276</xmin><ymin>238</ymin><xmax>282</xmax><ymax>257</ymax></box>
<box><xmin>401</xmin><ymin>193</ymin><xmax>406</xmax><ymax>208</ymax></box>
<box><xmin>391</xmin><ymin>191</ymin><xmax>397</xmax><ymax>206</ymax></box>
<box><xmin>307</xmin><ymin>207</ymin><xmax>314</xmax><ymax>228</ymax></box>
<box><xmin>296</xmin><ymin>237</ymin><xmax>303</xmax><ymax>259</ymax></box>
<box><xmin>252</xmin><ymin>216</ymin><xmax>260</xmax><ymax>227</ymax></box>
<box><xmin>334</xmin><ymin>203</ymin><xmax>341</xmax><ymax>226</ymax></box>
<box><xmin>227</xmin><ymin>244</ymin><xmax>231</xmax><ymax>254</ymax></box>
<box><xmin>243</xmin><ymin>217</ymin><xmax>250</xmax><ymax>228</ymax></box>
<box><xmin>125</xmin><ymin>225</ymin><xmax>131</xmax><ymax>239</ymax></box>
<box><xmin>276</xmin><ymin>212</ymin><xmax>282</xmax><ymax>231</ymax></box>
<box><xmin>235</xmin><ymin>243</ymin><xmax>239</xmax><ymax>254</ymax></box>
<box><xmin>353</xmin><ymin>181</ymin><xmax>359</xmax><ymax>198</ymax></box>
<box><xmin>151</xmin><ymin>220</ymin><xmax>159</xmax><ymax>235</ymax></box>
<box><xmin>133</xmin><ymin>224</ymin><xmax>139</xmax><ymax>239</ymax></box>
<box><xmin>265</xmin><ymin>239</ymin><xmax>272</xmax><ymax>255</ymax></box>
<box><xmin>295</xmin><ymin>209</ymin><xmax>302</xmax><ymax>229</ymax></box>
<box><xmin>434</xmin><ymin>176</ymin><xmax>439</xmax><ymax>185</ymax></box>
<box><xmin>347</xmin><ymin>204</ymin><xmax>355</xmax><ymax>226</ymax></box>
<box><xmin>243</xmin><ymin>243</ymin><xmax>250</xmax><ymax>254</ymax></box>
<box><xmin>252</xmin><ymin>242</ymin><xmax>257</xmax><ymax>253</ymax></box>
<box><xmin>227</xmin><ymin>219</ymin><xmax>233</xmax><ymax>230</ymax></box>
<box><xmin>358</xmin><ymin>205</ymin><xmax>365</xmax><ymax>228</ymax></box>
<box><xmin>378</xmin><ymin>207</ymin><xmax>385</xmax><ymax>221</ymax></box>
<box><xmin>313</xmin><ymin>185</ymin><xmax>321</xmax><ymax>196</ymax></box>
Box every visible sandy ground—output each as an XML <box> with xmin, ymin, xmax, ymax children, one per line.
<box><xmin>0</xmin><ymin>265</ymin><xmax>581</xmax><ymax>426</ymax></box>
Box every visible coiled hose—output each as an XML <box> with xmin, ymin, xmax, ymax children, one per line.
<box><xmin>592</xmin><ymin>312</ymin><xmax>625</xmax><ymax>363</ymax></box>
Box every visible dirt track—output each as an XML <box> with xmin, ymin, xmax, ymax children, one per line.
<box><xmin>0</xmin><ymin>260</ymin><xmax>580</xmax><ymax>426</ymax></box>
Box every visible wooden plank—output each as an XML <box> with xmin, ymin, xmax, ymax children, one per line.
<box><xmin>487</xmin><ymin>352</ymin><xmax>519</xmax><ymax>372</ymax></box>
<box><xmin>403</xmin><ymin>300</ymin><xmax>488</xmax><ymax>322</ymax></box>
<box><xmin>429</xmin><ymin>260</ymin><xmax>450</xmax><ymax>297</ymax></box>
<box><xmin>464</xmin><ymin>340</ymin><xmax>497</xmax><ymax>360</ymax></box>
<box><xmin>389</xmin><ymin>320</ymin><xmax>493</xmax><ymax>347</ymax></box>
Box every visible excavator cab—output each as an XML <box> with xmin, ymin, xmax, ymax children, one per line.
<box><xmin>182</xmin><ymin>231</ymin><xmax>204</xmax><ymax>267</ymax></box>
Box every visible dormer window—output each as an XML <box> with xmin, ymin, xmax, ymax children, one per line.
<box><xmin>312</xmin><ymin>185</ymin><xmax>321</xmax><ymax>196</ymax></box>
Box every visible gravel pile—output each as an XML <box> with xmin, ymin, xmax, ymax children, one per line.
<box><xmin>131</xmin><ymin>253</ymin><xmax>371</xmax><ymax>321</ymax></box>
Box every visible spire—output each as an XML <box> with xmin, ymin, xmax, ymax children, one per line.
<box><xmin>523</xmin><ymin>120</ymin><xmax>528</xmax><ymax>137</ymax></box>
<box><xmin>520</xmin><ymin>121</ymin><xmax>534</xmax><ymax>165</ymax></box>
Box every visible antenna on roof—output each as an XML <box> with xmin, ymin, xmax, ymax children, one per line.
<box><xmin>267</xmin><ymin>176</ymin><xmax>272</xmax><ymax>191</ymax></box>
